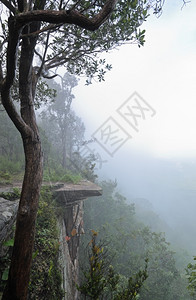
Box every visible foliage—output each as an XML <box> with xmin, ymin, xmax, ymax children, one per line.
<box><xmin>29</xmin><ymin>0</ymin><xmax>163</xmax><ymax>85</ymax></box>
<box><xmin>39</xmin><ymin>73</ymin><xmax>98</xmax><ymax>181</ymax></box>
<box><xmin>0</xmin><ymin>239</ymin><xmax>14</xmax><ymax>292</ymax></box>
<box><xmin>40</xmin><ymin>73</ymin><xmax>85</xmax><ymax>169</ymax></box>
<box><xmin>28</xmin><ymin>186</ymin><xmax>64</xmax><ymax>299</ymax></box>
<box><xmin>0</xmin><ymin>157</ymin><xmax>24</xmax><ymax>184</ymax></box>
<box><xmin>80</xmin><ymin>180</ymin><xmax>191</xmax><ymax>300</ymax></box>
<box><xmin>43</xmin><ymin>165</ymin><xmax>82</xmax><ymax>183</ymax></box>
<box><xmin>0</xmin><ymin>187</ymin><xmax>63</xmax><ymax>299</ymax></box>
<box><xmin>0</xmin><ymin>0</ymin><xmax>164</xmax><ymax>104</ymax></box>
<box><xmin>34</xmin><ymin>79</ymin><xmax>57</xmax><ymax>109</ymax></box>
<box><xmin>78</xmin><ymin>230</ymin><xmax>148</xmax><ymax>300</ymax></box>
<box><xmin>186</xmin><ymin>256</ymin><xmax>196</xmax><ymax>298</ymax></box>
<box><xmin>78</xmin><ymin>231</ymin><xmax>110</xmax><ymax>299</ymax></box>
<box><xmin>0</xmin><ymin>107</ymin><xmax>24</xmax><ymax>184</ymax></box>
<box><xmin>0</xmin><ymin>74</ymin><xmax>96</xmax><ymax>185</ymax></box>
<box><xmin>0</xmin><ymin>187</ymin><xmax>21</xmax><ymax>201</ymax></box>
<box><xmin>0</xmin><ymin>171</ymin><xmax>12</xmax><ymax>184</ymax></box>
<box><xmin>10</xmin><ymin>71</ymin><xmax>57</xmax><ymax>109</ymax></box>
<box><xmin>0</xmin><ymin>107</ymin><xmax>23</xmax><ymax>160</ymax></box>
<box><xmin>0</xmin><ymin>97</ymin><xmax>84</xmax><ymax>185</ymax></box>
<box><xmin>0</xmin><ymin>0</ymin><xmax>163</xmax><ymax>298</ymax></box>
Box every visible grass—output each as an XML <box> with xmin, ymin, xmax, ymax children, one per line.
<box><xmin>43</xmin><ymin>168</ymin><xmax>82</xmax><ymax>184</ymax></box>
<box><xmin>0</xmin><ymin>155</ymin><xmax>82</xmax><ymax>185</ymax></box>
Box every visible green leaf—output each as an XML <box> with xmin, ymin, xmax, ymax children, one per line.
<box><xmin>2</xmin><ymin>269</ymin><xmax>9</xmax><ymax>281</ymax></box>
<box><xmin>3</xmin><ymin>238</ymin><xmax>14</xmax><ymax>247</ymax></box>
<box><xmin>32</xmin><ymin>249</ymin><xmax>39</xmax><ymax>260</ymax></box>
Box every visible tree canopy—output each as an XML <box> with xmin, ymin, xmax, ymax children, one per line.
<box><xmin>0</xmin><ymin>0</ymin><xmax>164</xmax><ymax>87</ymax></box>
<box><xmin>0</xmin><ymin>0</ymin><xmax>164</xmax><ymax>298</ymax></box>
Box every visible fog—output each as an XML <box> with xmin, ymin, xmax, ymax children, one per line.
<box><xmin>98</xmin><ymin>149</ymin><xmax>196</xmax><ymax>254</ymax></box>
<box><xmin>72</xmin><ymin>0</ymin><xmax>196</xmax><ymax>256</ymax></box>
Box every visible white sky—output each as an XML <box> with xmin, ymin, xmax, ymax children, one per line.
<box><xmin>73</xmin><ymin>0</ymin><xmax>196</xmax><ymax>161</ymax></box>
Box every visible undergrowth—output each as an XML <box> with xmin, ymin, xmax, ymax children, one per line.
<box><xmin>0</xmin><ymin>155</ymin><xmax>82</xmax><ymax>185</ymax></box>
<box><xmin>29</xmin><ymin>186</ymin><xmax>64</xmax><ymax>299</ymax></box>
<box><xmin>43</xmin><ymin>167</ymin><xmax>82</xmax><ymax>183</ymax></box>
<box><xmin>0</xmin><ymin>187</ymin><xmax>21</xmax><ymax>201</ymax></box>
<box><xmin>0</xmin><ymin>155</ymin><xmax>24</xmax><ymax>184</ymax></box>
<box><xmin>0</xmin><ymin>187</ymin><xmax>64</xmax><ymax>299</ymax></box>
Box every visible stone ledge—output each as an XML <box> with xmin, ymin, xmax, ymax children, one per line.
<box><xmin>0</xmin><ymin>181</ymin><xmax>102</xmax><ymax>251</ymax></box>
<box><xmin>54</xmin><ymin>180</ymin><xmax>102</xmax><ymax>205</ymax></box>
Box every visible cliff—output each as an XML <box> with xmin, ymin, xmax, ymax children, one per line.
<box><xmin>0</xmin><ymin>180</ymin><xmax>102</xmax><ymax>299</ymax></box>
<box><xmin>54</xmin><ymin>180</ymin><xmax>102</xmax><ymax>299</ymax></box>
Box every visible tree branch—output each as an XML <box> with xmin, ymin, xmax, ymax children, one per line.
<box><xmin>42</xmin><ymin>73</ymin><xmax>57</xmax><ymax>79</ymax></box>
<box><xmin>0</xmin><ymin>16</ymin><xmax>32</xmax><ymax>137</ymax></box>
<box><xmin>59</xmin><ymin>0</ymin><xmax>63</xmax><ymax>10</ymax></box>
<box><xmin>181</xmin><ymin>0</ymin><xmax>191</xmax><ymax>9</ymax></box>
<box><xmin>34</xmin><ymin>49</ymin><xmax>43</xmax><ymax>61</ymax></box>
<box><xmin>17</xmin><ymin>0</ymin><xmax>25</xmax><ymax>12</ymax></box>
<box><xmin>4</xmin><ymin>17</ymin><xmax>21</xmax><ymax>89</ymax></box>
<box><xmin>16</xmin><ymin>0</ymin><xmax>118</xmax><ymax>31</ymax></box>
<box><xmin>37</xmin><ymin>30</ymin><xmax>50</xmax><ymax>77</ymax></box>
<box><xmin>21</xmin><ymin>23</ymin><xmax>63</xmax><ymax>37</ymax></box>
<box><xmin>0</xmin><ymin>0</ymin><xmax>16</xmax><ymax>14</ymax></box>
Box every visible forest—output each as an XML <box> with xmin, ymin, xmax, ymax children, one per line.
<box><xmin>0</xmin><ymin>0</ymin><xmax>196</xmax><ymax>299</ymax></box>
<box><xmin>0</xmin><ymin>73</ymin><xmax>196</xmax><ymax>299</ymax></box>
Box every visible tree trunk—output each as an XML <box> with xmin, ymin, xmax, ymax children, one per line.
<box><xmin>62</xmin><ymin>127</ymin><xmax>67</xmax><ymax>169</ymax></box>
<box><xmin>2</xmin><ymin>16</ymin><xmax>44</xmax><ymax>300</ymax></box>
<box><xmin>2</xmin><ymin>135</ymin><xmax>43</xmax><ymax>300</ymax></box>
<box><xmin>62</xmin><ymin>137</ymin><xmax>67</xmax><ymax>169</ymax></box>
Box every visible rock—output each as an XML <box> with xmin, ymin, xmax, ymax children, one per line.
<box><xmin>54</xmin><ymin>180</ymin><xmax>102</xmax><ymax>206</ymax></box>
<box><xmin>0</xmin><ymin>198</ymin><xmax>19</xmax><ymax>257</ymax></box>
<box><xmin>0</xmin><ymin>180</ymin><xmax>102</xmax><ymax>299</ymax></box>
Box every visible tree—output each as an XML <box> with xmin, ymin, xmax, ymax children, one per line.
<box><xmin>81</xmin><ymin>180</ymin><xmax>191</xmax><ymax>300</ymax></box>
<box><xmin>0</xmin><ymin>0</ymin><xmax>163</xmax><ymax>299</ymax></box>
<box><xmin>186</xmin><ymin>257</ymin><xmax>196</xmax><ymax>299</ymax></box>
<box><xmin>0</xmin><ymin>105</ymin><xmax>23</xmax><ymax>162</ymax></box>
<box><xmin>40</xmin><ymin>73</ymin><xmax>85</xmax><ymax>169</ymax></box>
<box><xmin>78</xmin><ymin>230</ymin><xmax>148</xmax><ymax>300</ymax></box>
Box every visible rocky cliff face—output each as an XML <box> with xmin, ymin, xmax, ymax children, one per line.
<box><xmin>0</xmin><ymin>181</ymin><xmax>102</xmax><ymax>299</ymax></box>
<box><xmin>54</xmin><ymin>180</ymin><xmax>102</xmax><ymax>299</ymax></box>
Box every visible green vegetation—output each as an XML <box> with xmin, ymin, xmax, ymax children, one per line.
<box><xmin>78</xmin><ymin>230</ymin><xmax>148</xmax><ymax>300</ymax></box>
<box><xmin>0</xmin><ymin>71</ymin><xmax>194</xmax><ymax>299</ymax></box>
<box><xmin>39</xmin><ymin>74</ymin><xmax>97</xmax><ymax>181</ymax></box>
<box><xmin>0</xmin><ymin>108</ymin><xmax>24</xmax><ymax>184</ymax></box>
<box><xmin>0</xmin><ymin>239</ymin><xmax>14</xmax><ymax>292</ymax></box>
<box><xmin>186</xmin><ymin>256</ymin><xmax>196</xmax><ymax>298</ymax></box>
<box><xmin>29</xmin><ymin>186</ymin><xmax>64</xmax><ymax>299</ymax></box>
<box><xmin>0</xmin><ymin>187</ymin><xmax>21</xmax><ymax>201</ymax></box>
<box><xmin>0</xmin><ymin>187</ymin><xmax>64</xmax><ymax>299</ymax></box>
<box><xmin>80</xmin><ymin>180</ymin><xmax>192</xmax><ymax>300</ymax></box>
<box><xmin>0</xmin><ymin>0</ymin><xmax>166</xmax><ymax>297</ymax></box>
<box><xmin>0</xmin><ymin>156</ymin><xmax>24</xmax><ymax>185</ymax></box>
<box><xmin>0</xmin><ymin>74</ymin><xmax>96</xmax><ymax>185</ymax></box>
<box><xmin>43</xmin><ymin>166</ymin><xmax>82</xmax><ymax>184</ymax></box>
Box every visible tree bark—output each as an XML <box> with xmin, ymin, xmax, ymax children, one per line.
<box><xmin>2</xmin><ymin>12</ymin><xmax>44</xmax><ymax>300</ymax></box>
<box><xmin>2</xmin><ymin>137</ymin><xmax>43</xmax><ymax>300</ymax></box>
<box><xmin>16</xmin><ymin>0</ymin><xmax>118</xmax><ymax>31</ymax></box>
<box><xmin>2</xmin><ymin>34</ymin><xmax>43</xmax><ymax>300</ymax></box>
